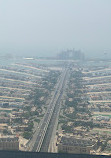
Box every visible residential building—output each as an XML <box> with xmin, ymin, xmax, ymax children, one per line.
<box><xmin>0</xmin><ymin>136</ymin><xmax>19</xmax><ymax>151</ymax></box>
<box><xmin>58</xmin><ymin>136</ymin><xmax>95</xmax><ymax>154</ymax></box>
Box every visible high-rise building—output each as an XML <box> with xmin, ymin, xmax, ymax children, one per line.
<box><xmin>57</xmin><ymin>49</ymin><xmax>85</xmax><ymax>60</ymax></box>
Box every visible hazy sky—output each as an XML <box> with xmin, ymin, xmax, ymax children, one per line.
<box><xmin>0</xmin><ymin>0</ymin><xmax>111</xmax><ymax>57</ymax></box>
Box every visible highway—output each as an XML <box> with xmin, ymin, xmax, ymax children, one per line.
<box><xmin>30</xmin><ymin>68</ymin><xmax>68</xmax><ymax>152</ymax></box>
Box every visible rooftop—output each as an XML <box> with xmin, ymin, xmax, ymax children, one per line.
<box><xmin>0</xmin><ymin>151</ymin><xmax>109</xmax><ymax>158</ymax></box>
<box><xmin>60</xmin><ymin>136</ymin><xmax>95</xmax><ymax>147</ymax></box>
<box><xmin>0</xmin><ymin>136</ymin><xmax>19</xmax><ymax>142</ymax></box>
